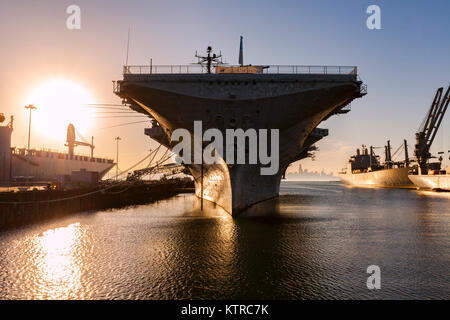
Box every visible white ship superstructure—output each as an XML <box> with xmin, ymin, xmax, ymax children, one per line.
<box><xmin>0</xmin><ymin>116</ymin><xmax>114</xmax><ymax>185</ymax></box>
<box><xmin>10</xmin><ymin>147</ymin><xmax>114</xmax><ymax>182</ymax></box>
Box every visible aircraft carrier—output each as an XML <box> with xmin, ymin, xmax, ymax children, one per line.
<box><xmin>114</xmin><ymin>39</ymin><xmax>366</xmax><ymax>215</ymax></box>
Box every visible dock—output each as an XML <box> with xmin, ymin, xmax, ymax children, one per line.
<box><xmin>0</xmin><ymin>179</ymin><xmax>194</xmax><ymax>230</ymax></box>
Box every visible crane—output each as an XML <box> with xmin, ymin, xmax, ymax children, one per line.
<box><xmin>414</xmin><ymin>86</ymin><xmax>449</xmax><ymax>173</ymax></box>
<box><xmin>65</xmin><ymin>123</ymin><xmax>95</xmax><ymax>158</ymax></box>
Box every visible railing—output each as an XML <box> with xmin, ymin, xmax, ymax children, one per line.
<box><xmin>122</xmin><ymin>65</ymin><xmax>358</xmax><ymax>75</ymax></box>
<box><xmin>12</xmin><ymin>147</ymin><xmax>113</xmax><ymax>162</ymax></box>
<box><xmin>112</xmin><ymin>80</ymin><xmax>120</xmax><ymax>93</ymax></box>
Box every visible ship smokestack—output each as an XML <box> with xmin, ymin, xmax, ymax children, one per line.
<box><xmin>239</xmin><ymin>36</ymin><xmax>243</xmax><ymax>66</ymax></box>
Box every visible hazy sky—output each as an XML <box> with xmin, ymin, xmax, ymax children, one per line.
<box><xmin>1</xmin><ymin>0</ymin><xmax>449</xmax><ymax>175</ymax></box>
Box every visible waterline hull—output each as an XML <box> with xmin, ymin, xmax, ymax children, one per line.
<box><xmin>408</xmin><ymin>175</ymin><xmax>450</xmax><ymax>191</ymax></box>
<box><xmin>339</xmin><ymin>167</ymin><xmax>413</xmax><ymax>188</ymax></box>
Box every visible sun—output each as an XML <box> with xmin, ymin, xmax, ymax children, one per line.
<box><xmin>26</xmin><ymin>79</ymin><xmax>95</xmax><ymax>140</ymax></box>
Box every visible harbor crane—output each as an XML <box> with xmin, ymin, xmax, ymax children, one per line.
<box><xmin>66</xmin><ymin>123</ymin><xmax>95</xmax><ymax>158</ymax></box>
<box><xmin>414</xmin><ymin>86</ymin><xmax>449</xmax><ymax>173</ymax></box>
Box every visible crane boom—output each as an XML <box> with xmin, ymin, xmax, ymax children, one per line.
<box><xmin>415</xmin><ymin>86</ymin><xmax>450</xmax><ymax>172</ymax></box>
<box><xmin>66</xmin><ymin>123</ymin><xmax>95</xmax><ymax>158</ymax></box>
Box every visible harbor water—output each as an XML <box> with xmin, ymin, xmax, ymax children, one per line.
<box><xmin>0</xmin><ymin>181</ymin><xmax>449</xmax><ymax>299</ymax></box>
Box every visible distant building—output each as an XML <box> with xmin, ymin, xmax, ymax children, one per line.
<box><xmin>286</xmin><ymin>163</ymin><xmax>338</xmax><ymax>181</ymax></box>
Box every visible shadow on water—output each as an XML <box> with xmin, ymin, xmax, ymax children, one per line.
<box><xmin>120</xmin><ymin>192</ymin><xmax>340</xmax><ymax>299</ymax></box>
<box><xmin>239</xmin><ymin>194</ymin><xmax>337</xmax><ymax>224</ymax></box>
<box><xmin>166</xmin><ymin>191</ymin><xmax>343</xmax><ymax>299</ymax></box>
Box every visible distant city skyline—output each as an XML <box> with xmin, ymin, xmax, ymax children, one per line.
<box><xmin>286</xmin><ymin>163</ymin><xmax>337</xmax><ymax>181</ymax></box>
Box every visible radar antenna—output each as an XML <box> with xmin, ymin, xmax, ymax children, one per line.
<box><xmin>195</xmin><ymin>46</ymin><xmax>223</xmax><ymax>74</ymax></box>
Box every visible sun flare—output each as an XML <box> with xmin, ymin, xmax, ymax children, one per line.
<box><xmin>26</xmin><ymin>79</ymin><xmax>95</xmax><ymax>140</ymax></box>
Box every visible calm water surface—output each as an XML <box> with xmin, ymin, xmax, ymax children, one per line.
<box><xmin>1</xmin><ymin>181</ymin><xmax>449</xmax><ymax>299</ymax></box>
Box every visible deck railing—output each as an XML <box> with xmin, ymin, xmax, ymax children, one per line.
<box><xmin>122</xmin><ymin>65</ymin><xmax>357</xmax><ymax>75</ymax></box>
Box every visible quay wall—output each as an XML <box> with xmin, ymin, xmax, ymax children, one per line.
<box><xmin>0</xmin><ymin>180</ymin><xmax>193</xmax><ymax>230</ymax></box>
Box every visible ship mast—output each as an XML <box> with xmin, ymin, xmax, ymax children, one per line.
<box><xmin>195</xmin><ymin>46</ymin><xmax>223</xmax><ymax>74</ymax></box>
<box><xmin>239</xmin><ymin>36</ymin><xmax>243</xmax><ymax>66</ymax></box>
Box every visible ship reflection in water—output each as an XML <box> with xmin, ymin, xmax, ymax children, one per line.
<box><xmin>0</xmin><ymin>181</ymin><xmax>450</xmax><ymax>299</ymax></box>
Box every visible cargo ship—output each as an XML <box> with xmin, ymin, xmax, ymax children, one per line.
<box><xmin>0</xmin><ymin>114</ymin><xmax>115</xmax><ymax>187</ymax></box>
<box><xmin>114</xmin><ymin>38</ymin><xmax>366</xmax><ymax>215</ymax></box>
<box><xmin>408</xmin><ymin>85</ymin><xmax>449</xmax><ymax>191</ymax></box>
<box><xmin>338</xmin><ymin>141</ymin><xmax>413</xmax><ymax>188</ymax></box>
<box><xmin>409</xmin><ymin>167</ymin><xmax>450</xmax><ymax>191</ymax></box>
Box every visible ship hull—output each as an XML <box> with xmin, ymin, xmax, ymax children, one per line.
<box><xmin>408</xmin><ymin>175</ymin><xmax>450</xmax><ymax>191</ymax></box>
<box><xmin>339</xmin><ymin>167</ymin><xmax>413</xmax><ymax>188</ymax></box>
<box><xmin>10</xmin><ymin>154</ymin><xmax>114</xmax><ymax>182</ymax></box>
<box><xmin>116</xmin><ymin>73</ymin><xmax>364</xmax><ymax>215</ymax></box>
<box><xmin>187</xmin><ymin>162</ymin><xmax>285</xmax><ymax>213</ymax></box>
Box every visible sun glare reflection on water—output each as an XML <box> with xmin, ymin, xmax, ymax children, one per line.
<box><xmin>33</xmin><ymin>223</ymin><xmax>83</xmax><ymax>299</ymax></box>
<box><xmin>417</xmin><ymin>190</ymin><xmax>450</xmax><ymax>199</ymax></box>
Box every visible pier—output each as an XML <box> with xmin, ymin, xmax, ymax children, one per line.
<box><xmin>0</xmin><ymin>179</ymin><xmax>193</xmax><ymax>230</ymax></box>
